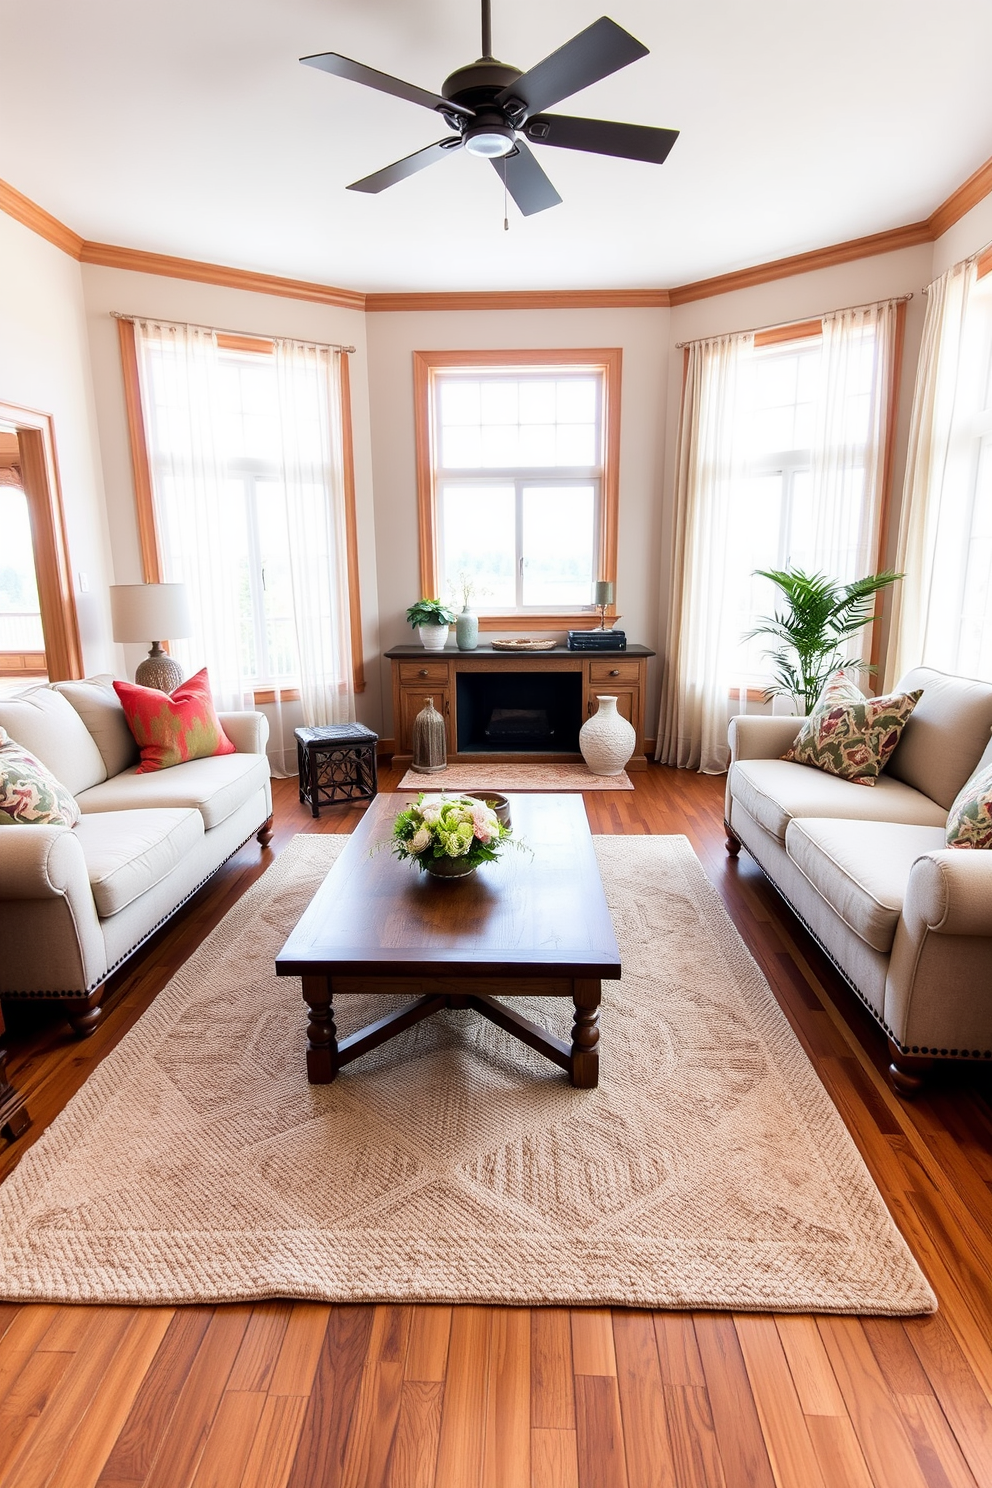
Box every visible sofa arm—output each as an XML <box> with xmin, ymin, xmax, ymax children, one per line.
<box><xmin>728</xmin><ymin>714</ymin><xmax>804</xmax><ymax>763</ymax></box>
<box><xmin>0</xmin><ymin>825</ymin><xmax>89</xmax><ymax>900</ymax></box>
<box><xmin>218</xmin><ymin>711</ymin><xmax>270</xmax><ymax>756</ymax></box>
<box><xmin>904</xmin><ymin>851</ymin><xmax>992</xmax><ymax>937</ymax></box>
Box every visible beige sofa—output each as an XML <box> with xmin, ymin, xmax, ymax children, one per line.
<box><xmin>725</xmin><ymin>667</ymin><xmax>992</xmax><ymax>1095</ymax></box>
<box><xmin>0</xmin><ymin>675</ymin><xmax>272</xmax><ymax>1046</ymax></box>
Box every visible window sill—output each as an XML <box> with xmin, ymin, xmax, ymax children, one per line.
<box><xmin>478</xmin><ymin>612</ymin><xmax>617</xmax><ymax>632</ymax></box>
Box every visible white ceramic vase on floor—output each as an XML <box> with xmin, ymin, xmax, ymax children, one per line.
<box><xmin>579</xmin><ymin>694</ymin><xmax>636</xmax><ymax>775</ymax></box>
<box><xmin>418</xmin><ymin>624</ymin><xmax>450</xmax><ymax>650</ymax></box>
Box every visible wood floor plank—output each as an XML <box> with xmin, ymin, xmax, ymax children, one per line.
<box><xmin>404</xmin><ymin>1307</ymin><xmax>452</xmax><ymax>1383</ymax></box>
<box><xmin>227</xmin><ymin>1302</ymin><xmax>293</xmax><ymax>1393</ymax></box>
<box><xmin>734</xmin><ymin>1315</ymin><xmax>830</xmax><ymax>1488</ymax></box>
<box><xmin>240</xmin><ymin>1395</ymin><xmax>310</xmax><ymax>1488</ymax></box>
<box><xmin>899</xmin><ymin>1391</ymin><xmax>983</xmax><ymax>1488</ymax></box>
<box><xmin>531</xmin><ymin>1309</ymin><xmax>576</xmax><ymax>1430</ymax></box>
<box><xmin>611</xmin><ymin>1311</ymin><xmax>677</xmax><ymax>1488</ymax></box>
<box><xmin>96</xmin><ymin>1306</ymin><xmax>213</xmax><ymax>1484</ymax></box>
<box><xmin>570</xmin><ymin>1311</ymin><xmax>617</xmax><ymax>1378</ymax></box>
<box><xmin>907</xmin><ymin>1311</ymin><xmax>992</xmax><ymax>1485</ymax></box>
<box><xmin>574</xmin><ymin>1374</ymin><xmax>628</xmax><ymax>1488</ymax></box>
<box><xmin>285</xmin><ymin>1305</ymin><xmax>375</xmax><ymax>1488</ymax></box>
<box><xmin>774</xmin><ymin>1315</ymin><xmax>847</xmax><ymax>1417</ymax></box>
<box><xmin>385</xmin><ymin>1381</ymin><xmax>444</xmax><ymax>1488</ymax></box>
<box><xmin>483</xmin><ymin>1308</ymin><xmax>530</xmax><ymax>1488</ymax></box>
<box><xmin>531</xmin><ymin>1428</ymin><xmax>579</xmax><ymax>1488</ymax></box>
<box><xmin>817</xmin><ymin>1316</ymin><xmax>932</xmax><ymax>1488</ymax></box>
<box><xmin>660</xmin><ymin>1384</ymin><xmax>727</xmax><ymax>1488</ymax></box>
<box><xmin>0</xmin><ymin>1350</ymin><xmax>73</xmax><ymax>1477</ymax></box>
<box><xmin>653</xmin><ymin>1315</ymin><xmax>705</xmax><ymax>1387</ymax></box>
<box><xmin>188</xmin><ymin>1390</ymin><xmax>268</xmax><ymax>1488</ymax></box>
<box><xmin>804</xmin><ymin>1415</ymin><xmax>876</xmax><ymax>1488</ymax></box>
<box><xmin>694</xmin><ymin>1316</ymin><xmax>775</xmax><ymax>1488</ymax></box>
<box><xmin>267</xmin><ymin>1304</ymin><xmax>331</xmax><ymax>1397</ymax></box>
<box><xmin>434</xmin><ymin>1307</ymin><xmax>491</xmax><ymax>1488</ymax></box>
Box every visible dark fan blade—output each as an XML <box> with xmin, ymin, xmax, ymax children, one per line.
<box><xmin>348</xmin><ymin>139</ymin><xmax>462</xmax><ymax>194</ymax></box>
<box><xmin>494</xmin><ymin>140</ymin><xmax>562</xmax><ymax>217</ymax></box>
<box><xmin>524</xmin><ymin>113</ymin><xmax>679</xmax><ymax>165</ymax></box>
<box><xmin>495</xmin><ymin>17</ymin><xmax>647</xmax><ymax>124</ymax></box>
<box><xmin>301</xmin><ymin>52</ymin><xmax>474</xmax><ymax>120</ymax></box>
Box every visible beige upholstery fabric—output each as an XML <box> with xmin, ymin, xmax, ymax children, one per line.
<box><xmin>75</xmin><ymin>809</ymin><xmax>204</xmax><ymax>918</ymax></box>
<box><xmin>53</xmin><ymin>675</ymin><xmax>139</xmax><ymax>779</ymax></box>
<box><xmin>902</xmin><ymin>851</ymin><xmax>992</xmax><ymax>937</ymax></box>
<box><xmin>0</xmin><ymin>686</ymin><xmax>106</xmax><ymax>796</ymax></box>
<box><xmin>217</xmin><ymin>711</ymin><xmax>270</xmax><ymax>757</ymax></box>
<box><xmin>725</xmin><ymin>715</ymin><xmax>805</xmax><ymax>819</ymax></box>
<box><xmin>730</xmin><ymin>759</ymin><xmax>946</xmax><ymax>843</ymax></box>
<box><xmin>76</xmin><ymin>753</ymin><xmax>271</xmax><ymax>830</ymax></box>
<box><xmin>0</xmin><ymin>827</ymin><xmax>107</xmax><ymax>993</ymax></box>
<box><xmin>888</xmin><ymin>667</ymin><xmax>992</xmax><ymax>808</ymax></box>
<box><xmin>785</xmin><ymin>819</ymin><xmax>946</xmax><ymax>953</ymax></box>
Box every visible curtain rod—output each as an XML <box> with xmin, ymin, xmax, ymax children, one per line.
<box><xmin>922</xmin><ymin>236</ymin><xmax>992</xmax><ymax>291</ymax></box>
<box><xmin>110</xmin><ymin>311</ymin><xmax>355</xmax><ymax>354</ymax></box>
<box><xmin>674</xmin><ymin>293</ymin><xmax>913</xmax><ymax>349</ymax></box>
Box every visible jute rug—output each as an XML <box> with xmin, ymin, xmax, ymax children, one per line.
<box><xmin>396</xmin><ymin>763</ymin><xmax>633</xmax><ymax>791</ymax></box>
<box><xmin>0</xmin><ymin>835</ymin><xmax>935</xmax><ymax>1313</ymax></box>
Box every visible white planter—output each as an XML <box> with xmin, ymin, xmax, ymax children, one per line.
<box><xmin>418</xmin><ymin>624</ymin><xmax>450</xmax><ymax>651</ymax></box>
<box><xmin>579</xmin><ymin>694</ymin><xmax>636</xmax><ymax>776</ymax></box>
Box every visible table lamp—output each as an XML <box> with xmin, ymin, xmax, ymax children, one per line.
<box><xmin>110</xmin><ymin>583</ymin><xmax>191</xmax><ymax>692</ymax></box>
<box><xmin>594</xmin><ymin>580</ymin><xmax>614</xmax><ymax>630</ymax></box>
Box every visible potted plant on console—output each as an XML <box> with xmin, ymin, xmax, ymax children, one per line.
<box><xmin>406</xmin><ymin>598</ymin><xmax>456</xmax><ymax>651</ymax></box>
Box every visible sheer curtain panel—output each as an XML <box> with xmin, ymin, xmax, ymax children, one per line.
<box><xmin>134</xmin><ymin>321</ymin><xmax>255</xmax><ymax>713</ymax></box>
<box><xmin>888</xmin><ymin>261</ymin><xmax>992</xmax><ymax>685</ymax></box>
<box><xmin>274</xmin><ymin>340</ymin><xmax>355</xmax><ymax>727</ymax></box>
<box><xmin>658</xmin><ymin>332</ymin><xmax>756</xmax><ymax>773</ymax></box>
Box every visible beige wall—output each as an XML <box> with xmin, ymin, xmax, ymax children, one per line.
<box><xmin>79</xmin><ymin>264</ymin><xmax>385</xmax><ymax>733</ymax></box>
<box><xmin>0</xmin><ymin>213</ymin><xmax>113</xmax><ymax>673</ymax></box>
<box><xmin>365</xmin><ymin>306</ymin><xmax>670</xmax><ymax>735</ymax></box>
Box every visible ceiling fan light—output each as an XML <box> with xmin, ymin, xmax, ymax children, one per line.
<box><xmin>464</xmin><ymin>123</ymin><xmax>515</xmax><ymax>157</ymax></box>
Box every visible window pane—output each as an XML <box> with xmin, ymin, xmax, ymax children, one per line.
<box><xmin>442</xmin><ymin>425</ymin><xmax>483</xmax><ymax>468</ymax></box>
<box><xmin>480</xmin><ymin>381</ymin><xmax>518</xmax><ymax>424</ymax></box>
<box><xmin>440</xmin><ymin>380</ymin><xmax>480</xmax><ymax>426</ymax></box>
<box><xmin>522</xmin><ymin>486</ymin><xmax>595</xmax><ymax>606</ymax></box>
<box><xmin>556</xmin><ymin>379</ymin><xmax>597</xmax><ymax>423</ymax></box>
<box><xmin>256</xmin><ymin>481</ymin><xmax>298</xmax><ymax>680</ymax></box>
<box><xmin>440</xmin><ymin>484</ymin><xmax>516</xmax><ymax>607</ymax></box>
<box><xmin>518</xmin><ymin>381</ymin><xmax>556</xmax><ymax>424</ymax></box>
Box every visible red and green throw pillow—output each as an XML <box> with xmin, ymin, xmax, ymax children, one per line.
<box><xmin>946</xmin><ymin>763</ymin><xmax>992</xmax><ymax>848</ymax></box>
<box><xmin>114</xmin><ymin>668</ymin><xmax>236</xmax><ymax>774</ymax></box>
<box><xmin>782</xmin><ymin>672</ymin><xmax>922</xmax><ymax>786</ymax></box>
<box><xmin>0</xmin><ymin>725</ymin><xmax>80</xmax><ymax>826</ymax></box>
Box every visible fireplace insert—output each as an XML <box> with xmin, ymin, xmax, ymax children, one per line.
<box><xmin>456</xmin><ymin>670</ymin><xmax>583</xmax><ymax>753</ymax></box>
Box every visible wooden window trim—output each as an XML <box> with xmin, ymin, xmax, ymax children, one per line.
<box><xmin>118</xmin><ymin>322</ymin><xmax>365</xmax><ymax>692</ymax></box>
<box><xmin>978</xmin><ymin>246</ymin><xmax>992</xmax><ymax>281</ymax></box>
<box><xmin>753</xmin><ymin>319</ymin><xmax>823</xmax><ymax>349</ymax></box>
<box><xmin>0</xmin><ymin>400</ymin><xmax>83</xmax><ymax>681</ymax></box>
<box><xmin>413</xmin><ymin>348</ymin><xmax>622</xmax><ymax>632</ymax></box>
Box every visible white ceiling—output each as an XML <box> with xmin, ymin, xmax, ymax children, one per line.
<box><xmin>2</xmin><ymin>0</ymin><xmax>991</xmax><ymax>293</ymax></box>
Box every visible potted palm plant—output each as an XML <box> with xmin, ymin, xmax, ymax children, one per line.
<box><xmin>406</xmin><ymin>598</ymin><xmax>456</xmax><ymax>651</ymax></box>
<box><xmin>745</xmin><ymin>568</ymin><xmax>903</xmax><ymax>714</ymax></box>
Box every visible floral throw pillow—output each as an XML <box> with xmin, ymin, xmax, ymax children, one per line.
<box><xmin>0</xmin><ymin>725</ymin><xmax>80</xmax><ymax>826</ymax></box>
<box><xmin>782</xmin><ymin>673</ymin><xmax>923</xmax><ymax>786</ymax></box>
<box><xmin>946</xmin><ymin>763</ymin><xmax>992</xmax><ymax>848</ymax></box>
<box><xmin>113</xmin><ymin>668</ymin><xmax>236</xmax><ymax>774</ymax></box>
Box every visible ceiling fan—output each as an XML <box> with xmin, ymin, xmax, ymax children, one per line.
<box><xmin>300</xmin><ymin>0</ymin><xmax>679</xmax><ymax>217</ymax></box>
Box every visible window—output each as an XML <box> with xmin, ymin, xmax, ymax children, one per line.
<box><xmin>121</xmin><ymin>320</ymin><xmax>363</xmax><ymax>708</ymax></box>
<box><xmin>414</xmin><ymin>350</ymin><xmax>621</xmax><ymax>629</ymax></box>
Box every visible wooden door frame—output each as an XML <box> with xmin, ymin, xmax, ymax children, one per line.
<box><xmin>0</xmin><ymin>400</ymin><xmax>83</xmax><ymax>681</ymax></box>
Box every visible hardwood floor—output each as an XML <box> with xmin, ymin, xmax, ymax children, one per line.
<box><xmin>1</xmin><ymin>763</ymin><xmax>992</xmax><ymax>1487</ymax></box>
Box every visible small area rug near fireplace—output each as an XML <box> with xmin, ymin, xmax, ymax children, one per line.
<box><xmin>396</xmin><ymin>763</ymin><xmax>633</xmax><ymax>791</ymax></box>
<box><xmin>0</xmin><ymin>835</ymin><xmax>935</xmax><ymax>1313</ymax></box>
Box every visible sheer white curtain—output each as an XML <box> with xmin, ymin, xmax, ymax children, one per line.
<box><xmin>887</xmin><ymin>260</ymin><xmax>992</xmax><ymax>685</ymax></box>
<box><xmin>274</xmin><ymin>339</ymin><xmax>355</xmax><ymax>727</ymax></box>
<box><xmin>658</xmin><ymin>332</ymin><xmax>755</xmax><ymax>772</ymax></box>
<box><xmin>134</xmin><ymin>320</ymin><xmax>255</xmax><ymax>713</ymax></box>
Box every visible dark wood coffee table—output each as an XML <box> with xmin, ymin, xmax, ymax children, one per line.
<box><xmin>275</xmin><ymin>793</ymin><xmax>621</xmax><ymax>1089</ymax></box>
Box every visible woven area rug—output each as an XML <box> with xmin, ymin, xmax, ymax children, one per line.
<box><xmin>0</xmin><ymin>835</ymin><xmax>935</xmax><ymax>1313</ymax></box>
<box><xmin>396</xmin><ymin>763</ymin><xmax>633</xmax><ymax>791</ymax></box>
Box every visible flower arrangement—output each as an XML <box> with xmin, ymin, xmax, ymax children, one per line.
<box><xmin>391</xmin><ymin>793</ymin><xmax>513</xmax><ymax>877</ymax></box>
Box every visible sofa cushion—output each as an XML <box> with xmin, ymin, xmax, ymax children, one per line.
<box><xmin>75</xmin><ymin>752</ymin><xmax>270</xmax><ymax>830</ymax></box>
<box><xmin>786</xmin><ymin>818</ymin><xmax>947</xmax><ymax>952</ymax></box>
<box><xmin>0</xmin><ymin>726</ymin><xmax>80</xmax><ymax>827</ymax></box>
<box><xmin>945</xmin><ymin>762</ymin><xmax>992</xmax><ymax>849</ymax></box>
<box><xmin>888</xmin><ymin>667</ymin><xmax>992</xmax><ymax>809</ymax></box>
<box><xmin>52</xmin><ymin>674</ymin><xmax>139</xmax><ymax>779</ymax></box>
<box><xmin>114</xmin><ymin>668</ymin><xmax>236</xmax><ymax>773</ymax></box>
<box><xmin>0</xmin><ymin>685</ymin><xmax>107</xmax><ymax>796</ymax></box>
<box><xmin>731</xmin><ymin>759</ymin><xmax>947</xmax><ymax>843</ymax></box>
<box><xmin>73</xmin><ymin>808</ymin><xmax>204</xmax><ymax>917</ymax></box>
<box><xmin>782</xmin><ymin>674</ymin><xmax>922</xmax><ymax>785</ymax></box>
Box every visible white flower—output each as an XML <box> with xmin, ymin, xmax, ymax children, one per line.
<box><xmin>411</xmin><ymin>826</ymin><xmax>431</xmax><ymax>853</ymax></box>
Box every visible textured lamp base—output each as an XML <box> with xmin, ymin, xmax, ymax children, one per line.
<box><xmin>135</xmin><ymin>643</ymin><xmax>183</xmax><ymax>693</ymax></box>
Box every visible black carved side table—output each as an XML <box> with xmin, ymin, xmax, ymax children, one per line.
<box><xmin>296</xmin><ymin>724</ymin><xmax>379</xmax><ymax>817</ymax></box>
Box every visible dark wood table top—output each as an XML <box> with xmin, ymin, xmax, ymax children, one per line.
<box><xmin>384</xmin><ymin>643</ymin><xmax>655</xmax><ymax>657</ymax></box>
<box><xmin>275</xmin><ymin>793</ymin><xmax>621</xmax><ymax>981</ymax></box>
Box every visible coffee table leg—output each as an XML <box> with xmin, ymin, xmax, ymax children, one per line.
<box><xmin>570</xmin><ymin>979</ymin><xmax>601</xmax><ymax>1089</ymax></box>
<box><xmin>302</xmin><ymin>974</ymin><xmax>338</xmax><ymax>1083</ymax></box>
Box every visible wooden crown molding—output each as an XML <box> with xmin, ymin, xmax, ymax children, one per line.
<box><xmin>0</xmin><ymin>178</ymin><xmax>82</xmax><ymax>259</ymax></box>
<box><xmin>79</xmin><ymin>241</ymin><xmax>365</xmax><ymax>311</ymax></box>
<box><xmin>2</xmin><ymin>147</ymin><xmax>992</xmax><ymax>314</ymax></box>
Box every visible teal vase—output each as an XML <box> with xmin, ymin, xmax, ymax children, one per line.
<box><xmin>456</xmin><ymin>605</ymin><xmax>479</xmax><ymax>651</ymax></box>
